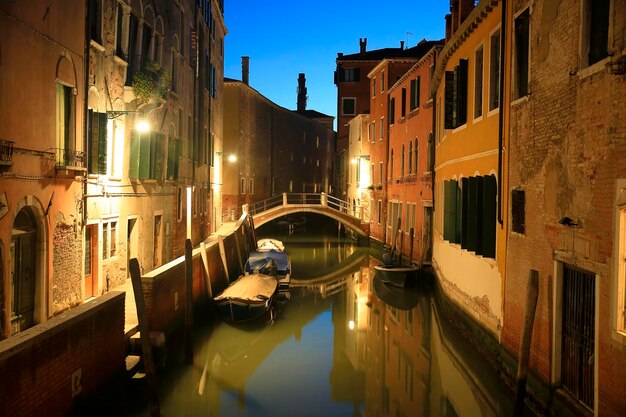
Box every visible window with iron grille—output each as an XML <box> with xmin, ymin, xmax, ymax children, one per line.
<box><xmin>511</xmin><ymin>189</ymin><xmax>525</xmax><ymax>234</ymax></box>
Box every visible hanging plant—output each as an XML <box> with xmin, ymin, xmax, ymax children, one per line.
<box><xmin>132</xmin><ymin>60</ymin><xmax>171</xmax><ymax>103</ymax></box>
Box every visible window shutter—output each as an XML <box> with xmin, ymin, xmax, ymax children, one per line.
<box><xmin>481</xmin><ymin>175</ymin><xmax>497</xmax><ymax>258</ymax></box>
<box><xmin>416</xmin><ymin>76</ymin><xmax>420</xmax><ymax>108</ymax></box>
<box><xmin>448</xmin><ymin>180</ymin><xmax>458</xmax><ymax>242</ymax></box>
<box><xmin>512</xmin><ymin>189</ymin><xmax>525</xmax><ymax>234</ymax></box>
<box><xmin>454</xmin><ymin>180</ymin><xmax>462</xmax><ymax>244</ymax></box>
<box><xmin>354</xmin><ymin>68</ymin><xmax>360</xmax><ymax>82</ymax></box>
<box><xmin>443</xmin><ymin>181</ymin><xmax>451</xmax><ymax>241</ymax></box>
<box><xmin>88</xmin><ymin>110</ymin><xmax>98</xmax><ymax>174</ymax></box>
<box><xmin>138</xmin><ymin>133</ymin><xmax>151</xmax><ymax>179</ymax></box>
<box><xmin>444</xmin><ymin>71</ymin><xmax>456</xmax><ymax>129</ymax></box>
<box><xmin>401</xmin><ymin>88</ymin><xmax>407</xmax><ymax>117</ymax></box>
<box><xmin>456</xmin><ymin>59</ymin><xmax>468</xmax><ymax>126</ymax></box>
<box><xmin>467</xmin><ymin>176</ymin><xmax>478</xmax><ymax>251</ymax></box>
<box><xmin>97</xmin><ymin>112</ymin><xmax>108</xmax><ymax>175</ymax></box>
<box><xmin>389</xmin><ymin>98</ymin><xmax>395</xmax><ymax>124</ymax></box>
<box><xmin>152</xmin><ymin>133</ymin><xmax>164</xmax><ymax>180</ymax></box>
<box><xmin>461</xmin><ymin>177</ymin><xmax>469</xmax><ymax>249</ymax></box>
<box><xmin>129</xmin><ymin>130</ymin><xmax>140</xmax><ymax>178</ymax></box>
<box><xmin>410</xmin><ymin>79</ymin><xmax>417</xmax><ymax>110</ymax></box>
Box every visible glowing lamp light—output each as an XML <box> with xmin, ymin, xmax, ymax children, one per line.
<box><xmin>135</xmin><ymin>119</ymin><xmax>151</xmax><ymax>133</ymax></box>
<box><xmin>351</xmin><ymin>158</ymin><xmax>358</xmax><ymax>165</ymax></box>
<box><xmin>348</xmin><ymin>320</ymin><xmax>355</xmax><ymax>330</ymax></box>
<box><xmin>227</xmin><ymin>154</ymin><xmax>237</xmax><ymax>163</ymax></box>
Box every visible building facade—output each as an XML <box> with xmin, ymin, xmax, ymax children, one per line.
<box><xmin>432</xmin><ymin>0</ymin><xmax>506</xmax><ymax>336</ymax></box>
<box><xmin>346</xmin><ymin>114</ymin><xmax>371</xmax><ymax>219</ymax></box>
<box><xmin>502</xmin><ymin>0</ymin><xmax>626</xmax><ymax>415</ymax></box>
<box><xmin>0</xmin><ymin>0</ymin><xmax>226</xmax><ymax>339</ymax></box>
<box><xmin>223</xmin><ymin>68</ymin><xmax>335</xmax><ymax>217</ymax></box>
<box><xmin>1</xmin><ymin>0</ymin><xmax>87</xmax><ymax>337</ymax></box>
<box><xmin>386</xmin><ymin>44</ymin><xmax>441</xmax><ymax>264</ymax></box>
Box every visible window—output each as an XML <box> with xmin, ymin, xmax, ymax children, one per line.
<box><xmin>89</xmin><ymin>0</ymin><xmax>102</xmax><ymax>44</ymax></box>
<box><xmin>389</xmin><ymin>98</ymin><xmax>395</xmax><ymax>124</ymax></box>
<box><xmin>338</xmin><ymin>68</ymin><xmax>359</xmax><ymax>82</ymax></box>
<box><xmin>474</xmin><ymin>45</ymin><xmax>484</xmax><ymax>118</ymax></box>
<box><xmin>371</xmin><ymin>121</ymin><xmax>376</xmax><ymax>142</ymax></box>
<box><xmin>512</xmin><ymin>189</ymin><xmax>525</xmax><ymax>234</ymax></box>
<box><xmin>126</xmin><ymin>13</ymin><xmax>140</xmax><ymax>82</ymax></box>
<box><xmin>372</xmin><ymin>78</ymin><xmax>376</xmax><ymax>97</ymax></box>
<box><xmin>342</xmin><ymin>98</ymin><xmax>356</xmax><ymax>116</ymax></box>
<box><xmin>427</xmin><ymin>133</ymin><xmax>434</xmax><ymax>172</ymax></box>
<box><xmin>171</xmin><ymin>49</ymin><xmax>178</xmax><ymax>93</ymax></box>
<box><xmin>489</xmin><ymin>29</ymin><xmax>501</xmax><ymax>111</ymax></box>
<box><xmin>443</xmin><ymin>175</ymin><xmax>497</xmax><ymax>258</ymax></box>
<box><xmin>390</xmin><ymin>149</ymin><xmax>394</xmax><ymax>180</ymax></box>
<box><xmin>102</xmin><ymin>220</ymin><xmax>118</xmax><ymax>260</ymax></box>
<box><xmin>55</xmin><ymin>83</ymin><xmax>75</xmax><ymax>167</ymax></box>
<box><xmin>377</xmin><ymin>200</ymin><xmax>382</xmax><ymax>224</ymax></box>
<box><xmin>379</xmin><ymin>162</ymin><xmax>383</xmax><ymax>184</ymax></box>
<box><xmin>129</xmin><ymin>131</ymin><xmax>164</xmax><ymax>180</ymax></box>
<box><xmin>115</xmin><ymin>3</ymin><xmax>124</xmax><ymax>59</ymax></box>
<box><xmin>408</xmin><ymin>141</ymin><xmax>413</xmax><ymax>174</ymax></box>
<box><xmin>381</xmin><ymin>71</ymin><xmax>385</xmax><ymax>92</ymax></box>
<box><xmin>414</xmin><ymin>138</ymin><xmax>419</xmax><ymax>174</ymax></box>
<box><xmin>444</xmin><ymin>59</ymin><xmax>468</xmax><ymax>129</ymax></box>
<box><xmin>240</xmin><ymin>178</ymin><xmax>245</xmax><ymax>194</ymax></box>
<box><xmin>379</xmin><ymin>118</ymin><xmax>384</xmax><ymax>140</ymax></box>
<box><xmin>249</xmin><ymin>178</ymin><xmax>254</xmax><ymax>195</ymax></box>
<box><xmin>110</xmin><ymin>221</ymin><xmax>117</xmax><ymax>257</ymax></box>
<box><xmin>401</xmin><ymin>88</ymin><xmax>407</xmax><ymax>118</ymax></box>
<box><xmin>429</xmin><ymin>64</ymin><xmax>435</xmax><ymax>100</ymax></box>
<box><xmin>401</xmin><ymin>145</ymin><xmax>405</xmax><ymax>177</ymax></box>
<box><xmin>167</xmin><ymin>137</ymin><xmax>182</xmax><ymax>180</ymax></box>
<box><xmin>88</xmin><ymin>110</ymin><xmax>108</xmax><ymax>175</ymax></box>
<box><xmin>616</xmin><ymin>188</ymin><xmax>626</xmax><ymax>333</ymax></box>
<box><xmin>513</xmin><ymin>10</ymin><xmax>530</xmax><ymax>99</ymax></box>
<box><xmin>583</xmin><ymin>0</ymin><xmax>610</xmax><ymax>66</ymax></box>
<box><xmin>410</xmin><ymin>77</ymin><xmax>420</xmax><ymax>110</ymax></box>
<box><xmin>371</xmin><ymin>164</ymin><xmax>375</xmax><ymax>185</ymax></box>
<box><xmin>102</xmin><ymin>222</ymin><xmax>109</xmax><ymax>260</ymax></box>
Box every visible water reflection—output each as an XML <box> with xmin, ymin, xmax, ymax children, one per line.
<box><xmin>100</xmin><ymin>215</ymin><xmax>531</xmax><ymax>417</ymax></box>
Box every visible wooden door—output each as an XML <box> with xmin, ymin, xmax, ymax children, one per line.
<box><xmin>84</xmin><ymin>225</ymin><xmax>97</xmax><ymax>298</ymax></box>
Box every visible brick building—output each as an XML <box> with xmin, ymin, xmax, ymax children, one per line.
<box><xmin>386</xmin><ymin>44</ymin><xmax>442</xmax><ymax>264</ymax></box>
<box><xmin>223</xmin><ymin>64</ymin><xmax>335</xmax><ymax>217</ymax></box>
<box><xmin>346</xmin><ymin>114</ymin><xmax>371</xmax><ymax>220</ymax></box>
<box><xmin>502</xmin><ymin>0</ymin><xmax>626</xmax><ymax>415</ymax></box>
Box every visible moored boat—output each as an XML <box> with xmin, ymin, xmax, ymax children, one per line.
<box><xmin>373</xmin><ymin>263</ymin><xmax>420</xmax><ymax>288</ymax></box>
<box><xmin>245</xmin><ymin>249</ymin><xmax>291</xmax><ymax>291</ymax></box>
<box><xmin>372</xmin><ymin>275</ymin><xmax>420</xmax><ymax>310</ymax></box>
<box><xmin>214</xmin><ymin>273</ymin><xmax>278</xmax><ymax>323</ymax></box>
<box><xmin>256</xmin><ymin>238</ymin><xmax>285</xmax><ymax>252</ymax></box>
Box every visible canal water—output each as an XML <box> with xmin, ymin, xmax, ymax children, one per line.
<box><xmin>88</xmin><ymin>214</ymin><xmax>535</xmax><ymax>417</ymax></box>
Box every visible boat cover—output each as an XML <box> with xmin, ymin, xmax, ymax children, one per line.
<box><xmin>214</xmin><ymin>274</ymin><xmax>277</xmax><ymax>302</ymax></box>
<box><xmin>245</xmin><ymin>251</ymin><xmax>291</xmax><ymax>275</ymax></box>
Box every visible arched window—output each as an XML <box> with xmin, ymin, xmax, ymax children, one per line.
<box><xmin>390</xmin><ymin>149</ymin><xmax>394</xmax><ymax>181</ymax></box>
<box><xmin>414</xmin><ymin>138</ymin><xmax>419</xmax><ymax>174</ymax></box>
<box><xmin>408</xmin><ymin>141</ymin><xmax>413</xmax><ymax>174</ymax></box>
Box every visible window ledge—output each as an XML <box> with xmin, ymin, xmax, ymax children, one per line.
<box><xmin>611</xmin><ymin>330</ymin><xmax>626</xmax><ymax>346</ymax></box>
<box><xmin>511</xmin><ymin>95</ymin><xmax>530</xmax><ymax>107</ymax></box>
<box><xmin>90</xmin><ymin>39</ymin><xmax>106</xmax><ymax>52</ymax></box>
<box><xmin>577</xmin><ymin>56</ymin><xmax>610</xmax><ymax>79</ymax></box>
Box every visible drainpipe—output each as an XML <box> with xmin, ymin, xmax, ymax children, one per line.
<box><xmin>82</xmin><ymin>0</ymin><xmax>90</xmax><ymax>230</ymax></box>
<box><xmin>497</xmin><ymin>0</ymin><xmax>507</xmax><ymax>226</ymax></box>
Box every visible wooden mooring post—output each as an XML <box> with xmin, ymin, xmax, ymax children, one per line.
<box><xmin>514</xmin><ymin>269</ymin><xmax>539</xmax><ymax>417</ymax></box>
<box><xmin>129</xmin><ymin>258</ymin><xmax>160</xmax><ymax>416</ymax></box>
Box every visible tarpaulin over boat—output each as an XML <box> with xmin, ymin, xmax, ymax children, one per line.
<box><xmin>245</xmin><ymin>251</ymin><xmax>291</xmax><ymax>275</ymax></box>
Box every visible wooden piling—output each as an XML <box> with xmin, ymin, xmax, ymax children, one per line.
<box><xmin>514</xmin><ymin>269</ymin><xmax>539</xmax><ymax>417</ymax></box>
<box><xmin>129</xmin><ymin>258</ymin><xmax>160</xmax><ymax>416</ymax></box>
<box><xmin>184</xmin><ymin>239</ymin><xmax>193</xmax><ymax>365</ymax></box>
<box><xmin>409</xmin><ymin>228</ymin><xmax>415</xmax><ymax>264</ymax></box>
<box><xmin>200</xmin><ymin>241</ymin><xmax>212</xmax><ymax>298</ymax></box>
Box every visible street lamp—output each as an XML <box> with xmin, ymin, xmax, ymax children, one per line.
<box><xmin>351</xmin><ymin>154</ymin><xmax>370</xmax><ymax>164</ymax></box>
<box><xmin>106</xmin><ymin>110</ymin><xmax>150</xmax><ymax>133</ymax></box>
<box><xmin>216</xmin><ymin>151</ymin><xmax>237</xmax><ymax>162</ymax></box>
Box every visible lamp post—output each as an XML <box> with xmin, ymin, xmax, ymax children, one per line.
<box><xmin>216</xmin><ymin>151</ymin><xmax>237</xmax><ymax>162</ymax></box>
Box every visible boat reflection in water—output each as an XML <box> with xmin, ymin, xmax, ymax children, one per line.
<box><xmin>105</xmin><ymin>215</ymin><xmax>530</xmax><ymax>417</ymax></box>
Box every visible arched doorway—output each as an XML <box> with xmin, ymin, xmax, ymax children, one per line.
<box><xmin>10</xmin><ymin>207</ymin><xmax>38</xmax><ymax>334</ymax></box>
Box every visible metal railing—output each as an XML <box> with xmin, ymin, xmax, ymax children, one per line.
<box><xmin>245</xmin><ymin>193</ymin><xmax>370</xmax><ymax>223</ymax></box>
<box><xmin>0</xmin><ymin>139</ymin><xmax>14</xmax><ymax>164</ymax></box>
<box><xmin>55</xmin><ymin>148</ymin><xmax>86</xmax><ymax>169</ymax></box>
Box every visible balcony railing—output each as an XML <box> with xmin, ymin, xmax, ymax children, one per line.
<box><xmin>55</xmin><ymin>148</ymin><xmax>86</xmax><ymax>169</ymax></box>
<box><xmin>0</xmin><ymin>139</ymin><xmax>14</xmax><ymax>165</ymax></box>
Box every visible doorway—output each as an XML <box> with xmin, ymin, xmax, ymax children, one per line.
<box><xmin>84</xmin><ymin>224</ymin><xmax>98</xmax><ymax>298</ymax></box>
<box><xmin>10</xmin><ymin>208</ymin><xmax>37</xmax><ymax>334</ymax></box>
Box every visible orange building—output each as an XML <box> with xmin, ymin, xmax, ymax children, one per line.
<box><xmin>387</xmin><ymin>44</ymin><xmax>442</xmax><ymax>264</ymax></box>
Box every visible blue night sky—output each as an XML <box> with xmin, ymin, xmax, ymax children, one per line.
<box><xmin>223</xmin><ymin>1</ymin><xmax>450</xmax><ymax>126</ymax></box>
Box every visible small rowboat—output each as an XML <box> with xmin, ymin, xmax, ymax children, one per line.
<box><xmin>214</xmin><ymin>273</ymin><xmax>278</xmax><ymax>323</ymax></box>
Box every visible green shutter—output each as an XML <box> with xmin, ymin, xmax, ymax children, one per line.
<box><xmin>129</xmin><ymin>130</ymin><xmax>140</xmax><ymax>178</ymax></box>
<box><xmin>454</xmin><ymin>180</ymin><xmax>462</xmax><ymax>244</ymax></box>
<box><xmin>444</xmin><ymin>71</ymin><xmax>456</xmax><ymax>129</ymax></box>
<box><xmin>467</xmin><ymin>176</ymin><xmax>478</xmax><ymax>251</ymax></box>
<box><xmin>138</xmin><ymin>132</ymin><xmax>151</xmax><ymax>179</ymax></box>
<box><xmin>443</xmin><ymin>181</ymin><xmax>451</xmax><ymax>241</ymax></box>
<box><xmin>456</xmin><ymin>59</ymin><xmax>468</xmax><ymax>126</ymax></box>
<box><xmin>461</xmin><ymin>177</ymin><xmax>469</xmax><ymax>249</ymax></box>
<box><xmin>97</xmin><ymin>112</ymin><xmax>108</xmax><ymax>175</ymax></box>
<box><xmin>152</xmin><ymin>133</ymin><xmax>164</xmax><ymax>180</ymax></box>
<box><xmin>410</xmin><ymin>79</ymin><xmax>417</xmax><ymax>110</ymax></box>
<box><xmin>88</xmin><ymin>110</ymin><xmax>98</xmax><ymax>174</ymax></box>
<box><xmin>481</xmin><ymin>175</ymin><xmax>497</xmax><ymax>258</ymax></box>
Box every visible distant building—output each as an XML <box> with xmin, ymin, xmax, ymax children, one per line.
<box><xmin>346</xmin><ymin>114</ymin><xmax>371</xmax><ymax>219</ymax></box>
<box><xmin>386</xmin><ymin>44</ymin><xmax>441</xmax><ymax>264</ymax></box>
<box><xmin>335</xmin><ymin>38</ymin><xmax>433</xmax><ymax>199</ymax></box>
<box><xmin>223</xmin><ymin>62</ymin><xmax>335</xmax><ymax>218</ymax></box>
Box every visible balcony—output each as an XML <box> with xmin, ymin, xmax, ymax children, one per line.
<box><xmin>55</xmin><ymin>148</ymin><xmax>86</xmax><ymax>171</ymax></box>
<box><xmin>0</xmin><ymin>139</ymin><xmax>14</xmax><ymax>168</ymax></box>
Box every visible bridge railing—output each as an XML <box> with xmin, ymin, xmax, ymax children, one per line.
<box><xmin>244</xmin><ymin>193</ymin><xmax>370</xmax><ymax>223</ymax></box>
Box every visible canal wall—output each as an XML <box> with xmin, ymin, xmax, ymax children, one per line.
<box><xmin>0</xmin><ymin>291</ymin><xmax>125</xmax><ymax>417</ymax></box>
<box><xmin>138</xmin><ymin>215</ymin><xmax>253</xmax><ymax>335</ymax></box>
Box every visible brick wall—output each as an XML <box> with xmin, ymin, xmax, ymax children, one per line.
<box><xmin>52</xmin><ymin>221</ymin><xmax>83</xmax><ymax>314</ymax></box>
<box><xmin>0</xmin><ymin>292</ymin><xmax>125</xmax><ymax>417</ymax></box>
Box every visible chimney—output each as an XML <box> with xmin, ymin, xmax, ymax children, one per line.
<box><xmin>459</xmin><ymin>0</ymin><xmax>475</xmax><ymax>25</ymax></box>
<box><xmin>297</xmin><ymin>73</ymin><xmax>307</xmax><ymax>112</ymax></box>
<box><xmin>445</xmin><ymin>14</ymin><xmax>452</xmax><ymax>42</ymax></box>
<box><xmin>400</xmin><ymin>40</ymin><xmax>405</xmax><ymax>50</ymax></box>
<box><xmin>359</xmin><ymin>38</ymin><xmax>367</xmax><ymax>55</ymax></box>
<box><xmin>242</xmin><ymin>56</ymin><xmax>250</xmax><ymax>85</ymax></box>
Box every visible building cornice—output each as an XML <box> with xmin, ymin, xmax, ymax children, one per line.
<box><xmin>212</xmin><ymin>0</ymin><xmax>228</xmax><ymax>35</ymax></box>
<box><xmin>367</xmin><ymin>58</ymin><xmax>419</xmax><ymax>79</ymax></box>
<box><xmin>389</xmin><ymin>44</ymin><xmax>443</xmax><ymax>94</ymax></box>
<box><xmin>432</xmin><ymin>0</ymin><xmax>500</xmax><ymax>94</ymax></box>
